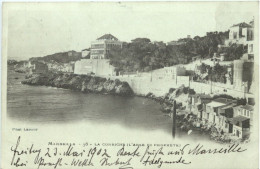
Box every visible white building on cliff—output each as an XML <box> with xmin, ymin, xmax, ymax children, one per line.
<box><xmin>225</xmin><ymin>22</ymin><xmax>254</xmax><ymax>46</ymax></box>
<box><xmin>74</xmin><ymin>34</ymin><xmax>122</xmax><ymax>76</ymax></box>
<box><xmin>90</xmin><ymin>34</ymin><xmax>123</xmax><ymax>59</ymax></box>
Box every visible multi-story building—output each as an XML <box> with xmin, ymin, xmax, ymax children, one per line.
<box><xmin>74</xmin><ymin>34</ymin><xmax>122</xmax><ymax>76</ymax></box>
<box><xmin>204</xmin><ymin>101</ymin><xmax>226</xmax><ymax>125</ymax></box>
<box><xmin>189</xmin><ymin>94</ymin><xmax>212</xmax><ymax>118</ymax></box>
<box><xmin>225</xmin><ymin>20</ymin><xmax>255</xmax><ymax>92</ymax></box>
<box><xmin>218</xmin><ymin>103</ymin><xmax>254</xmax><ymax>139</ymax></box>
<box><xmin>203</xmin><ymin>98</ymin><xmax>237</xmax><ymax>125</ymax></box>
<box><xmin>218</xmin><ymin>104</ymin><xmax>235</xmax><ymax>133</ymax></box>
<box><xmin>233</xmin><ymin>104</ymin><xmax>254</xmax><ymax>127</ymax></box>
<box><xmin>90</xmin><ymin>34</ymin><xmax>123</xmax><ymax>59</ymax></box>
<box><xmin>229</xmin><ymin>104</ymin><xmax>253</xmax><ymax>139</ymax></box>
<box><xmin>229</xmin><ymin>115</ymin><xmax>250</xmax><ymax>139</ymax></box>
<box><xmin>225</xmin><ymin>20</ymin><xmax>256</xmax><ymax>60</ymax></box>
<box><xmin>225</xmin><ymin>22</ymin><xmax>254</xmax><ymax>46</ymax></box>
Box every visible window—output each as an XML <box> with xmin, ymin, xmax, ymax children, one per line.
<box><xmin>247</xmin><ymin>111</ymin><xmax>249</xmax><ymax>117</ymax></box>
<box><xmin>247</xmin><ymin>30</ymin><xmax>253</xmax><ymax>41</ymax></box>
<box><xmin>250</xmin><ymin>44</ymin><xmax>253</xmax><ymax>53</ymax></box>
<box><xmin>91</xmin><ymin>44</ymin><xmax>104</xmax><ymax>49</ymax></box>
<box><xmin>233</xmin><ymin>32</ymin><xmax>238</xmax><ymax>39</ymax></box>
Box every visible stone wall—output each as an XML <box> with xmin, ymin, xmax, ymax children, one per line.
<box><xmin>74</xmin><ymin>59</ymin><xmax>115</xmax><ymax>76</ymax></box>
<box><xmin>107</xmin><ymin>75</ymin><xmax>253</xmax><ymax>99</ymax></box>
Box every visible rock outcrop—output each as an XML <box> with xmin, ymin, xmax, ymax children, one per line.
<box><xmin>22</xmin><ymin>73</ymin><xmax>134</xmax><ymax>96</ymax></box>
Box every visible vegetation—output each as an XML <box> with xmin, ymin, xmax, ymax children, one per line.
<box><xmin>109</xmin><ymin>31</ymin><xmax>229</xmax><ymax>72</ymax></box>
<box><xmin>217</xmin><ymin>43</ymin><xmax>245</xmax><ymax>61</ymax></box>
<box><xmin>195</xmin><ymin>63</ymin><xmax>233</xmax><ymax>84</ymax></box>
<box><xmin>7</xmin><ymin>60</ymin><xmax>19</xmax><ymax>65</ymax></box>
<box><xmin>29</xmin><ymin>50</ymin><xmax>82</xmax><ymax>63</ymax></box>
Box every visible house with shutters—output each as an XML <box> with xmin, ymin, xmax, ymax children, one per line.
<box><xmin>203</xmin><ymin>98</ymin><xmax>237</xmax><ymax>126</ymax></box>
<box><xmin>230</xmin><ymin>104</ymin><xmax>254</xmax><ymax>138</ymax></box>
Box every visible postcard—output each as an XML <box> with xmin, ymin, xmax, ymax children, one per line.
<box><xmin>1</xmin><ymin>1</ymin><xmax>259</xmax><ymax>169</ymax></box>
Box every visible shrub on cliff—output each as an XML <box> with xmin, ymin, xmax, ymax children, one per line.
<box><xmin>29</xmin><ymin>51</ymin><xmax>82</xmax><ymax>64</ymax></box>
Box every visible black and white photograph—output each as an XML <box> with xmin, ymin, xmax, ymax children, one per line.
<box><xmin>1</xmin><ymin>2</ymin><xmax>259</xmax><ymax>169</ymax></box>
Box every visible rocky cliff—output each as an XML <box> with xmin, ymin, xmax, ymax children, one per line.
<box><xmin>22</xmin><ymin>73</ymin><xmax>134</xmax><ymax>96</ymax></box>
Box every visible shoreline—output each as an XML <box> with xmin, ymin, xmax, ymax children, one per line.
<box><xmin>20</xmin><ymin>71</ymin><xmax>248</xmax><ymax>144</ymax></box>
<box><xmin>21</xmin><ymin>72</ymin><xmax>134</xmax><ymax>97</ymax></box>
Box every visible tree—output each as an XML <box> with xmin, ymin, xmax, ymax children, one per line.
<box><xmin>218</xmin><ymin>44</ymin><xmax>244</xmax><ymax>61</ymax></box>
<box><xmin>108</xmin><ymin>31</ymin><xmax>235</xmax><ymax>73</ymax></box>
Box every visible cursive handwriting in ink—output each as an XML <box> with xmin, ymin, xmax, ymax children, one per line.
<box><xmin>140</xmin><ymin>146</ymin><xmax>164</xmax><ymax>162</ymax></box>
<box><xmin>9</xmin><ymin>136</ymin><xmax>248</xmax><ymax>169</ymax></box>
<box><xmin>34</xmin><ymin>157</ymin><xmax>63</xmax><ymax>169</ymax></box>
<box><xmin>70</xmin><ymin>158</ymin><xmax>94</xmax><ymax>167</ymax></box>
<box><xmin>142</xmin><ymin>156</ymin><xmax>191</xmax><ymax>168</ymax></box>
<box><xmin>100</xmin><ymin>157</ymin><xmax>133</xmax><ymax>169</ymax></box>
<box><xmin>117</xmin><ymin>146</ymin><xmax>140</xmax><ymax>157</ymax></box>
<box><xmin>11</xmin><ymin>136</ymin><xmax>41</xmax><ymax>167</ymax></box>
<box><xmin>188</xmin><ymin>143</ymin><xmax>247</xmax><ymax>155</ymax></box>
<box><xmin>63</xmin><ymin>144</ymin><xmax>85</xmax><ymax>157</ymax></box>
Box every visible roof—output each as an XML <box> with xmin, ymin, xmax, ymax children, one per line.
<box><xmin>242</xmin><ymin>105</ymin><xmax>254</xmax><ymax>111</ymax></box>
<box><xmin>229</xmin><ymin>115</ymin><xmax>249</xmax><ymax>124</ymax></box>
<box><xmin>201</xmin><ymin>100</ymin><xmax>212</xmax><ymax>104</ymax></box>
<box><xmin>97</xmin><ymin>34</ymin><xmax>118</xmax><ymax>41</ymax></box>
<box><xmin>213</xmin><ymin>98</ymin><xmax>236</xmax><ymax>104</ymax></box>
<box><xmin>82</xmin><ymin>48</ymin><xmax>90</xmax><ymax>51</ymax></box>
<box><xmin>234</xmin><ymin>105</ymin><xmax>254</xmax><ymax>111</ymax></box>
<box><xmin>231</xmin><ymin>22</ymin><xmax>252</xmax><ymax>28</ymax></box>
<box><xmin>220</xmin><ymin>104</ymin><xmax>236</xmax><ymax>110</ymax></box>
<box><xmin>206</xmin><ymin>101</ymin><xmax>226</xmax><ymax>108</ymax></box>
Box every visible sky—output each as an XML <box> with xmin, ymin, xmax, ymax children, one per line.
<box><xmin>4</xmin><ymin>2</ymin><xmax>258</xmax><ymax>60</ymax></box>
